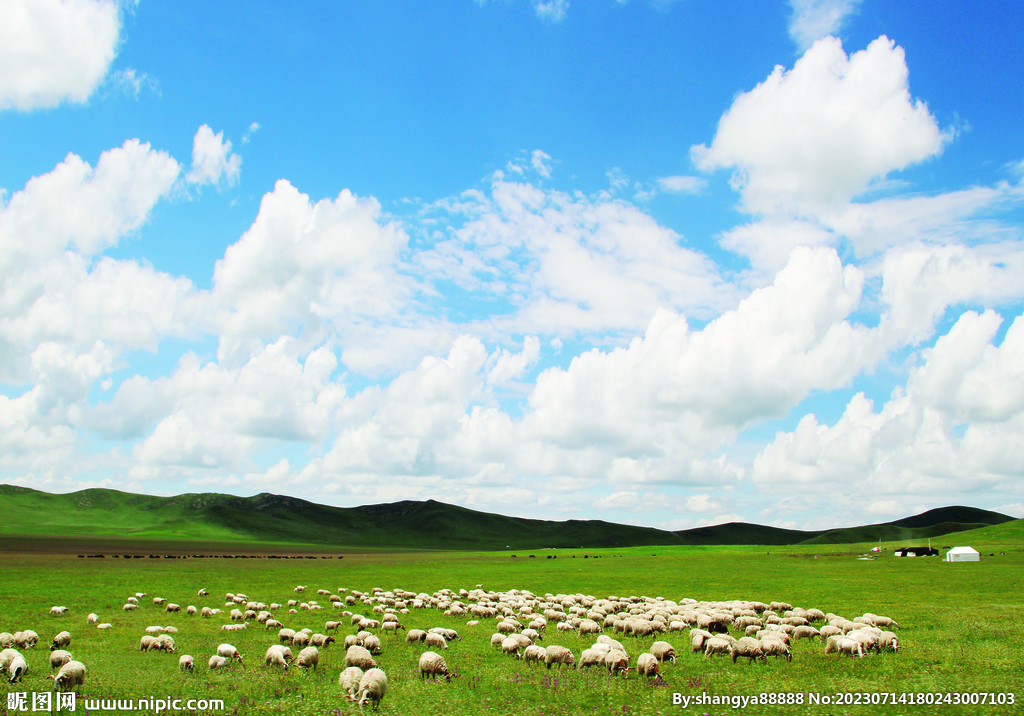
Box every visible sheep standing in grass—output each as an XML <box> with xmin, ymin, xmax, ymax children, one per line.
<box><xmin>140</xmin><ymin>635</ymin><xmax>159</xmax><ymax>652</ymax></box>
<box><xmin>296</xmin><ymin>646</ymin><xmax>319</xmax><ymax>671</ymax></box>
<box><xmin>879</xmin><ymin>631</ymin><xmax>899</xmax><ymax>652</ymax></box>
<box><xmin>345</xmin><ymin>645</ymin><xmax>377</xmax><ymax>670</ymax></box>
<box><xmin>216</xmin><ymin>644</ymin><xmax>243</xmax><ymax>664</ymax></box>
<box><xmin>690</xmin><ymin>629</ymin><xmax>713</xmax><ymax>653</ymax></box>
<box><xmin>50</xmin><ymin>650</ymin><xmax>73</xmax><ymax>669</ymax></box>
<box><xmin>179</xmin><ymin>655</ymin><xmax>194</xmax><ymax>672</ymax></box>
<box><xmin>825</xmin><ymin>637</ymin><xmax>863</xmax><ymax>658</ymax></box>
<box><xmin>14</xmin><ymin>631</ymin><xmax>38</xmax><ymax>649</ymax></box>
<box><xmin>650</xmin><ymin>641</ymin><xmax>676</xmax><ymax>663</ymax></box>
<box><xmin>704</xmin><ymin>637</ymin><xmax>732</xmax><ymax>659</ymax></box>
<box><xmin>339</xmin><ymin>666</ymin><xmax>363</xmax><ymax>697</ymax></box>
<box><xmin>97</xmin><ymin>623</ymin><xmax>112</xmax><ymax>630</ymax></box>
<box><xmin>0</xmin><ymin>633</ymin><xmax>13</xmax><ymax>649</ymax></box>
<box><xmin>363</xmin><ymin>635</ymin><xmax>382</xmax><ymax>655</ymax></box>
<box><xmin>406</xmin><ymin>629</ymin><xmax>427</xmax><ymax>643</ymax></box>
<box><xmin>576</xmin><ymin>649</ymin><xmax>604</xmax><ymax>669</ymax></box>
<box><xmin>208</xmin><ymin>655</ymin><xmax>230</xmax><ymax>670</ymax></box>
<box><xmin>87</xmin><ymin>614</ymin><xmax>98</xmax><ymax>625</ymax></box>
<box><xmin>264</xmin><ymin>645</ymin><xmax>292</xmax><ymax>669</ymax></box>
<box><xmin>50</xmin><ymin>660</ymin><xmax>86</xmax><ymax>691</ymax></box>
<box><xmin>418</xmin><ymin>651</ymin><xmax>453</xmax><ymax>681</ymax></box>
<box><xmin>7</xmin><ymin>655</ymin><xmax>28</xmax><ymax>683</ymax></box>
<box><xmin>793</xmin><ymin>626</ymin><xmax>822</xmax><ymax>642</ymax></box>
<box><xmin>544</xmin><ymin>645</ymin><xmax>574</xmax><ymax>669</ymax></box>
<box><xmin>425</xmin><ymin>632</ymin><xmax>448</xmax><ymax>650</ymax></box>
<box><xmin>355</xmin><ymin>668</ymin><xmax>387</xmax><ymax>708</ymax></box>
<box><xmin>50</xmin><ymin>631</ymin><xmax>72</xmax><ymax>650</ymax></box>
<box><xmin>156</xmin><ymin>635</ymin><xmax>176</xmax><ymax>653</ymax></box>
<box><xmin>637</xmin><ymin>653</ymin><xmax>660</xmax><ymax>678</ymax></box>
<box><xmin>523</xmin><ymin>645</ymin><xmax>546</xmax><ymax>665</ymax></box>
<box><xmin>730</xmin><ymin>637</ymin><xmax>766</xmax><ymax>664</ymax></box>
<box><xmin>605</xmin><ymin>650</ymin><xmax>629</xmax><ymax>676</ymax></box>
<box><xmin>759</xmin><ymin>638</ymin><xmax>792</xmax><ymax>661</ymax></box>
<box><xmin>501</xmin><ymin>637</ymin><xmax>522</xmax><ymax>658</ymax></box>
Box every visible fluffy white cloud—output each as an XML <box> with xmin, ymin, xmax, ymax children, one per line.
<box><xmin>788</xmin><ymin>0</ymin><xmax>862</xmax><ymax>52</ymax></box>
<box><xmin>185</xmin><ymin>125</ymin><xmax>241</xmax><ymax>187</ymax></box>
<box><xmin>0</xmin><ymin>0</ymin><xmax>121</xmax><ymax>111</ymax></box>
<box><xmin>487</xmin><ymin>335</ymin><xmax>540</xmax><ymax>385</ymax></box>
<box><xmin>418</xmin><ymin>177</ymin><xmax>736</xmax><ymax>341</ymax></box>
<box><xmin>692</xmin><ymin>36</ymin><xmax>949</xmax><ymax>216</ymax></box>
<box><xmin>753</xmin><ymin>309</ymin><xmax>1024</xmax><ymax>500</ymax></box>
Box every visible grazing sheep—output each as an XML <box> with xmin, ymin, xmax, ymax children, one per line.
<box><xmin>847</xmin><ymin>630</ymin><xmax>880</xmax><ymax>654</ymax></box>
<box><xmin>166</xmin><ymin>603</ymin><xmax>181</xmax><ymax>613</ymax></box>
<box><xmin>501</xmin><ymin>637</ymin><xmax>522</xmax><ymax>658</ymax></box>
<box><xmin>139</xmin><ymin>635</ymin><xmax>159</xmax><ymax>652</ymax></box>
<box><xmin>418</xmin><ymin>651</ymin><xmax>453</xmax><ymax>681</ymax></box>
<box><xmin>87</xmin><ymin>614</ymin><xmax>98</xmax><ymax>624</ymax></box>
<box><xmin>145</xmin><ymin>626</ymin><xmax>165</xmax><ymax>635</ymax></box>
<box><xmin>690</xmin><ymin>629</ymin><xmax>713</xmax><ymax>653</ymax></box>
<box><xmin>871</xmin><ymin>615</ymin><xmax>899</xmax><ymax>629</ymax></box>
<box><xmin>216</xmin><ymin>644</ymin><xmax>243</xmax><ymax>663</ymax></box>
<box><xmin>650</xmin><ymin>641</ymin><xmax>676</xmax><ymax>663</ymax></box>
<box><xmin>0</xmin><ymin>648</ymin><xmax>21</xmax><ymax>673</ymax></box>
<box><xmin>186</xmin><ymin>606</ymin><xmax>197</xmax><ymax>616</ymax></box>
<box><xmin>576</xmin><ymin>648</ymin><xmax>604</xmax><ymax>669</ymax></box>
<box><xmin>8</xmin><ymin>655</ymin><xmax>28</xmax><ymax>683</ymax></box>
<box><xmin>179</xmin><ymin>655</ymin><xmax>194</xmax><ymax>672</ymax></box>
<box><xmin>310</xmin><ymin>633</ymin><xmax>335</xmax><ymax>648</ymax></box>
<box><xmin>730</xmin><ymin>637</ymin><xmax>766</xmax><ymax>664</ymax></box>
<box><xmin>792</xmin><ymin>626</ymin><xmax>822</xmax><ymax>642</ymax></box>
<box><xmin>50</xmin><ymin>631</ymin><xmax>72</xmax><ymax>650</ymax></box>
<box><xmin>760</xmin><ymin>638</ymin><xmax>792</xmax><ymax>661</ymax></box>
<box><xmin>296</xmin><ymin>646</ymin><xmax>319</xmax><ymax>671</ymax></box>
<box><xmin>292</xmin><ymin>632</ymin><xmax>311</xmax><ymax>647</ymax></box>
<box><xmin>344</xmin><ymin>634</ymin><xmax>363</xmax><ymax>649</ymax></box>
<box><xmin>50</xmin><ymin>660</ymin><xmax>86</xmax><ymax>691</ymax></box>
<box><xmin>522</xmin><ymin>628</ymin><xmax>542</xmax><ymax>642</ymax></box>
<box><xmin>50</xmin><ymin>606</ymin><xmax>68</xmax><ymax>617</ymax></box>
<box><xmin>637</xmin><ymin>652</ymin><xmax>660</xmax><ymax>678</ymax></box>
<box><xmin>264</xmin><ymin>645</ymin><xmax>292</xmax><ymax>669</ymax></box>
<box><xmin>339</xmin><ymin>666</ymin><xmax>364</xmax><ymax>697</ymax></box>
<box><xmin>819</xmin><ymin>625</ymin><xmax>842</xmax><ymax>639</ymax></box>
<box><xmin>278</xmin><ymin>628</ymin><xmax>296</xmax><ymax>644</ymax></box>
<box><xmin>825</xmin><ymin>636</ymin><xmax>863</xmax><ymax>658</ymax></box>
<box><xmin>544</xmin><ymin>645</ymin><xmax>575</xmax><ymax>669</ymax></box>
<box><xmin>153</xmin><ymin>598</ymin><xmax>167</xmax><ymax>606</ymax></box>
<box><xmin>50</xmin><ymin>650</ymin><xmax>73</xmax><ymax>669</ymax></box>
<box><xmin>490</xmin><ymin>633</ymin><xmax>505</xmax><ymax>648</ymax></box>
<box><xmin>201</xmin><ymin>607</ymin><xmax>214</xmax><ymax>618</ymax></box>
<box><xmin>208</xmin><ymin>655</ymin><xmax>231</xmax><ymax>670</ymax></box>
<box><xmin>406</xmin><ymin>629</ymin><xmax>427</xmax><ymax>643</ymax></box>
<box><xmin>325</xmin><ymin>621</ymin><xmax>342</xmax><ymax>632</ymax></box>
<box><xmin>345</xmin><ymin>645</ymin><xmax>377</xmax><ymax>670</ymax></box>
<box><xmin>425</xmin><ymin>632</ymin><xmax>448</xmax><ymax>650</ymax></box>
<box><xmin>605</xmin><ymin>650</ymin><xmax>629</xmax><ymax>675</ymax></box>
<box><xmin>0</xmin><ymin>633</ymin><xmax>13</xmax><ymax>649</ymax></box>
<box><xmin>97</xmin><ymin>623</ymin><xmax>113</xmax><ymax>630</ymax></box>
<box><xmin>523</xmin><ymin>645</ymin><xmax>546</xmax><ymax>665</ymax></box>
<box><xmin>198</xmin><ymin>588</ymin><xmax>208</xmax><ymax>596</ymax></box>
<box><xmin>355</xmin><ymin>667</ymin><xmax>387</xmax><ymax>708</ymax></box>
<box><xmin>879</xmin><ymin>631</ymin><xmax>899</xmax><ymax>652</ymax></box>
<box><xmin>123</xmin><ymin>604</ymin><xmax>138</xmax><ymax>612</ymax></box>
<box><xmin>14</xmin><ymin>630</ymin><xmax>38</xmax><ymax>649</ymax></box>
<box><xmin>704</xmin><ymin>637</ymin><xmax>732</xmax><ymax>659</ymax></box>
<box><xmin>363</xmin><ymin>635</ymin><xmax>382</xmax><ymax>654</ymax></box>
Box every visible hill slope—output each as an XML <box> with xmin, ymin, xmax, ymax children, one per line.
<box><xmin>0</xmin><ymin>485</ymin><xmax>1015</xmax><ymax>550</ymax></box>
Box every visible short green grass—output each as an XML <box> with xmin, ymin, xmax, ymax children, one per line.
<box><xmin>1</xmin><ymin>530</ymin><xmax>1021</xmax><ymax>715</ymax></box>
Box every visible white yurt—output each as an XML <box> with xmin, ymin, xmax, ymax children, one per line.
<box><xmin>945</xmin><ymin>546</ymin><xmax>980</xmax><ymax>562</ymax></box>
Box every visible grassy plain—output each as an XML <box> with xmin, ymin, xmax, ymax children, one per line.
<box><xmin>0</xmin><ymin>525</ymin><xmax>1021</xmax><ymax>716</ymax></box>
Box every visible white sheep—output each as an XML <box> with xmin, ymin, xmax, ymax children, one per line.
<box><xmin>730</xmin><ymin>637</ymin><xmax>766</xmax><ymax>664</ymax></box>
<box><xmin>355</xmin><ymin>667</ymin><xmax>387</xmax><ymax>708</ymax></box>
<box><xmin>14</xmin><ymin>630</ymin><xmax>38</xmax><ymax>649</ymax></box>
<box><xmin>208</xmin><ymin>655</ymin><xmax>231</xmax><ymax>669</ymax></box>
<box><xmin>0</xmin><ymin>633</ymin><xmax>13</xmax><ymax>649</ymax></box>
<box><xmin>338</xmin><ymin>666</ymin><xmax>364</xmax><ymax>697</ymax></box>
<box><xmin>50</xmin><ymin>649</ymin><xmax>73</xmax><ymax>669</ymax></box>
<box><xmin>576</xmin><ymin>648</ymin><xmax>604</xmax><ymax>669</ymax></box>
<box><xmin>650</xmin><ymin>641</ymin><xmax>676</xmax><ymax>663</ymax></box>
<box><xmin>123</xmin><ymin>604</ymin><xmax>138</xmax><ymax>612</ymax></box>
<box><xmin>87</xmin><ymin>613</ymin><xmax>98</xmax><ymax>624</ymax></box>
<box><xmin>425</xmin><ymin>632</ymin><xmax>448</xmax><ymax>650</ymax></box>
<box><xmin>879</xmin><ymin>631</ymin><xmax>899</xmax><ymax>652</ymax></box>
<box><xmin>145</xmin><ymin>626</ymin><xmax>165</xmax><ymax>635</ymax></box>
<box><xmin>156</xmin><ymin>634</ymin><xmax>176</xmax><ymax>652</ymax></box>
<box><xmin>8</xmin><ymin>655</ymin><xmax>28</xmax><ymax>683</ymax></box>
<box><xmin>50</xmin><ymin>606</ymin><xmax>68</xmax><ymax>617</ymax></box>
<box><xmin>637</xmin><ymin>652</ymin><xmax>660</xmax><ymax>678</ymax></box>
<box><xmin>50</xmin><ymin>630</ymin><xmax>72</xmax><ymax>650</ymax></box>
<box><xmin>179</xmin><ymin>655</ymin><xmax>194</xmax><ymax>672</ymax></box>
<box><xmin>704</xmin><ymin>637</ymin><xmax>732</xmax><ymax>659</ymax></box>
<box><xmin>296</xmin><ymin>646</ymin><xmax>319</xmax><ymax>671</ymax></box>
<box><xmin>501</xmin><ymin>637</ymin><xmax>522</xmax><ymax>658</ymax></box>
<box><xmin>50</xmin><ymin>660</ymin><xmax>86</xmax><ymax>691</ymax></box>
<box><xmin>523</xmin><ymin>645</ymin><xmax>546</xmax><ymax>665</ymax></box>
<box><xmin>544</xmin><ymin>645</ymin><xmax>575</xmax><ymax>669</ymax></box>
<box><xmin>264</xmin><ymin>645</ymin><xmax>292</xmax><ymax>670</ymax></box>
<box><xmin>825</xmin><ymin>636</ymin><xmax>863</xmax><ymax>658</ymax></box>
<box><xmin>760</xmin><ymin>638</ymin><xmax>792</xmax><ymax>661</ymax></box>
<box><xmin>97</xmin><ymin>623</ymin><xmax>112</xmax><ymax>630</ymax></box>
<box><xmin>166</xmin><ymin>603</ymin><xmax>181</xmax><ymax>613</ymax></box>
<box><xmin>345</xmin><ymin>645</ymin><xmax>377</xmax><ymax>670</ymax></box>
<box><xmin>186</xmin><ymin>606</ymin><xmax>197</xmax><ymax>616</ymax></box>
<box><xmin>418</xmin><ymin>650</ymin><xmax>453</xmax><ymax>681</ymax></box>
<box><xmin>216</xmin><ymin>644</ymin><xmax>243</xmax><ymax>663</ymax></box>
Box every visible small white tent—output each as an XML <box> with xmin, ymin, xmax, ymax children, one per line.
<box><xmin>946</xmin><ymin>546</ymin><xmax>980</xmax><ymax>562</ymax></box>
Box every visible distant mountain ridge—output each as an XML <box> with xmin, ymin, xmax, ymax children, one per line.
<box><xmin>0</xmin><ymin>485</ymin><xmax>1015</xmax><ymax>550</ymax></box>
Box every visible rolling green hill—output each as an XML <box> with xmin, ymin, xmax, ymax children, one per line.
<box><xmin>0</xmin><ymin>484</ymin><xmax>1016</xmax><ymax>550</ymax></box>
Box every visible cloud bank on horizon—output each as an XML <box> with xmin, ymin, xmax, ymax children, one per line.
<box><xmin>0</xmin><ymin>0</ymin><xmax>1021</xmax><ymax>531</ymax></box>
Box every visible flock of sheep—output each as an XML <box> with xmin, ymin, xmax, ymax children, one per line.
<box><xmin>0</xmin><ymin>583</ymin><xmax>900</xmax><ymax>710</ymax></box>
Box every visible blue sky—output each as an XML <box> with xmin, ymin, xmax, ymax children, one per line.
<box><xmin>1</xmin><ymin>0</ymin><xmax>1023</xmax><ymax>531</ymax></box>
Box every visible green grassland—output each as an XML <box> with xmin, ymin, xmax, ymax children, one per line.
<box><xmin>1</xmin><ymin>522</ymin><xmax>1021</xmax><ymax>715</ymax></box>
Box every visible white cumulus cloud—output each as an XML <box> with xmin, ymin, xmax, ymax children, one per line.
<box><xmin>186</xmin><ymin>125</ymin><xmax>241</xmax><ymax>187</ymax></box>
<box><xmin>0</xmin><ymin>0</ymin><xmax>122</xmax><ymax>111</ymax></box>
<box><xmin>788</xmin><ymin>0</ymin><xmax>862</xmax><ymax>52</ymax></box>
